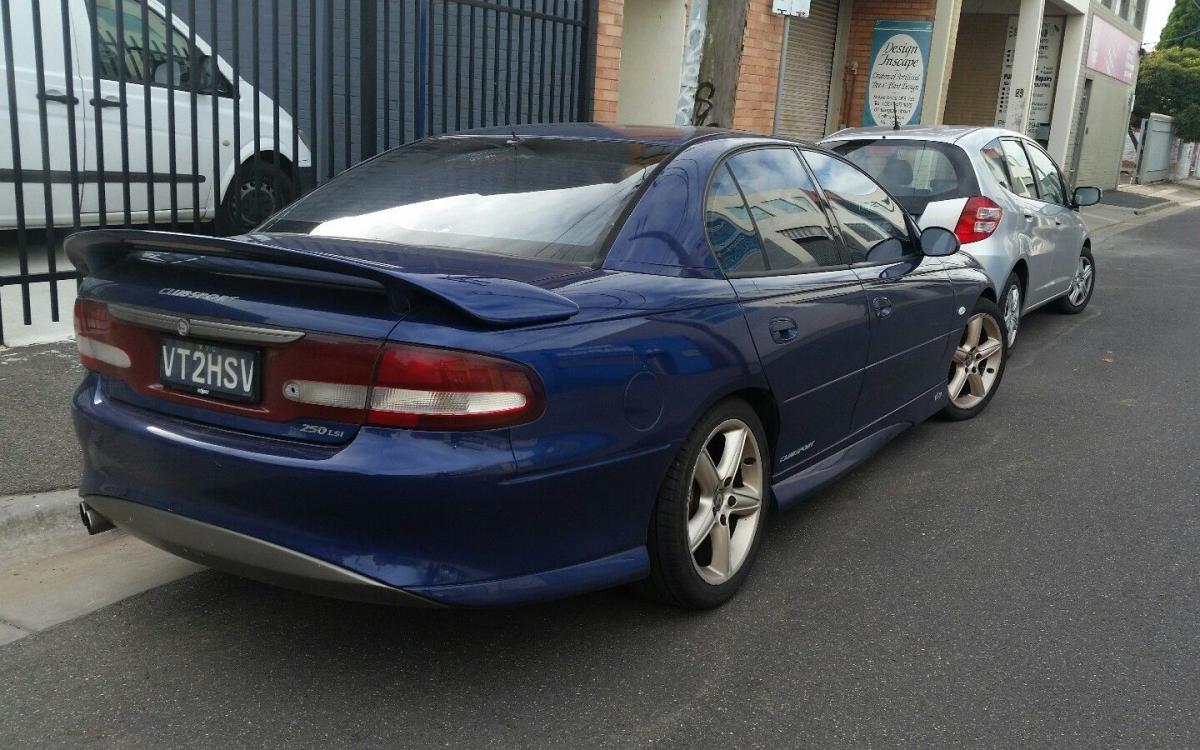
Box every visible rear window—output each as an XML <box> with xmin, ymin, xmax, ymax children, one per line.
<box><xmin>262</xmin><ymin>137</ymin><xmax>673</xmax><ymax>265</ymax></box>
<box><xmin>829</xmin><ymin>139</ymin><xmax>977</xmax><ymax>216</ymax></box>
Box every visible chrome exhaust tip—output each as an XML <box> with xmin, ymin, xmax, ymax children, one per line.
<box><xmin>79</xmin><ymin>502</ymin><xmax>115</xmax><ymax>535</ymax></box>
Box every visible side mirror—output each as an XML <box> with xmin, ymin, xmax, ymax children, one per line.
<box><xmin>919</xmin><ymin>226</ymin><xmax>960</xmax><ymax>257</ymax></box>
<box><xmin>1073</xmin><ymin>186</ymin><xmax>1102</xmax><ymax>208</ymax></box>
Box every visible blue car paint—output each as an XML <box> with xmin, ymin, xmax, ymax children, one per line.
<box><xmin>71</xmin><ymin>124</ymin><xmax>992</xmax><ymax>606</ymax></box>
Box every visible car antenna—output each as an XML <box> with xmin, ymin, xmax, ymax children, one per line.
<box><xmin>893</xmin><ymin>102</ymin><xmax>901</xmax><ymax>131</ymax></box>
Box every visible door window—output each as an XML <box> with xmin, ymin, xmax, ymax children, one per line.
<box><xmin>980</xmin><ymin>139</ymin><xmax>1013</xmax><ymax>192</ymax></box>
<box><xmin>802</xmin><ymin>151</ymin><xmax>915</xmax><ymax>264</ymax></box>
<box><xmin>705</xmin><ymin>165</ymin><xmax>769</xmax><ymax>275</ymax></box>
<box><xmin>1024</xmin><ymin>143</ymin><xmax>1068</xmax><ymax>205</ymax></box>
<box><xmin>723</xmin><ymin>148</ymin><xmax>844</xmax><ymax>273</ymax></box>
<box><xmin>1000</xmin><ymin>140</ymin><xmax>1038</xmax><ymax>199</ymax></box>
<box><xmin>93</xmin><ymin>1</ymin><xmax>224</xmax><ymax>92</ymax></box>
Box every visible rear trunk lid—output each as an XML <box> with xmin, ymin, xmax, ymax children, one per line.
<box><xmin>69</xmin><ymin>230</ymin><xmax>582</xmax><ymax>444</ymax></box>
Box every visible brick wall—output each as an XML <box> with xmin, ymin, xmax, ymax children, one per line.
<box><xmin>844</xmin><ymin>0</ymin><xmax>938</xmax><ymax>127</ymax></box>
<box><xmin>942</xmin><ymin>14</ymin><xmax>1008</xmax><ymax>126</ymax></box>
<box><xmin>593</xmin><ymin>0</ymin><xmax>625</xmax><ymax>123</ymax></box>
<box><xmin>732</xmin><ymin>1</ymin><xmax>785</xmax><ymax>133</ymax></box>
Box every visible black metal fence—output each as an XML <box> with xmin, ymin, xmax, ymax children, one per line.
<box><xmin>0</xmin><ymin>0</ymin><xmax>594</xmax><ymax>344</ymax></box>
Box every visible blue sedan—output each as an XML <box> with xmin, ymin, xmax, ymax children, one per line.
<box><xmin>68</xmin><ymin>124</ymin><xmax>1008</xmax><ymax>609</ymax></box>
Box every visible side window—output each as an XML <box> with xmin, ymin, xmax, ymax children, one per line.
<box><xmin>705</xmin><ymin>165</ymin><xmax>768</xmax><ymax>275</ymax></box>
<box><xmin>980</xmin><ymin>139</ymin><xmax>1013</xmax><ymax>192</ymax></box>
<box><xmin>1000</xmin><ymin>140</ymin><xmax>1038</xmax><ymax>199</ymax></box>
<box><xmin>1025</xmin><ymin>143</ymin><xmax>1068</xmax><ymax>205</ymax></box>
<box><xmin>724</xmin><ymin>148</ymin><xmax>844</xmax><ymax>273</ymax></box>
<box><xmin>803</xmin><ymin>151</ymin><xmax>915</xmax><ymax>264</ymax></box>
<box><xmin>94</xmin><ymin>0</ymin><xmax>194</xmax><ymax>87</ymax></box>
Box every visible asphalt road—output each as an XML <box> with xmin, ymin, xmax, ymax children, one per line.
<box><xmin>2</xmin><ymin>209</ymin><xmax>1199</xmax><ymax>748</ymax></box>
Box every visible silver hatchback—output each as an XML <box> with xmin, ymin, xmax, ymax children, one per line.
<box><xmin>821</xmin><ymin>126</ymin><xmax>1102</xmax><ymax>346</ymax></box>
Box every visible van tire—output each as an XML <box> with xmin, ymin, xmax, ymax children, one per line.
<box><xmin>216</xmin><ymin>160</ymin><xmax>296</xmax><ymax>235</ymax></box>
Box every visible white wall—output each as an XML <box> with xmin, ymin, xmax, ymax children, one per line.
<box><xmin>617</xmin><ymin>0</ymin><xmax>688</xmax><ymax>126</ymax></box>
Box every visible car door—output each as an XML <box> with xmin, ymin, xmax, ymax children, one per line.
<box><xmin>77</xmin><ymin>0</ymin><xmax>214</xmax><ymax>225</ymax></box>
<box><xmin>707</xmin><ymin>146</ymin><xmax>871</xmax><ymax>473</ymax></box>
<box><xmin>0</xmin><ymin>0</ymin><xmax>88</xmax><ymax>228</ymax></box>
<box><xmin>999</xmin><ymin>138</ymin><xmax>1060</xmax><ymax>306</ymax></box>
<box><xmin>801</xmin><ymin>150</ymin><xmax>957</xmax><ymax>430</ymax></box>
<box><xmin>1022</xmin><ymin>140</ymin><xmax>1087</xmax><ymax>293</ymax></box>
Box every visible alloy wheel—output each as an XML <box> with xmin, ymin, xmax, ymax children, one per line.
<box><xmin>1068</xmin><ymin>255</ymin><xmax>1094</xmax><ymax>307</ymax></box>
<box><xmin>1003</xmin><ymin>283</ymin><xmax>1021</xmax><ymax>347</ymax></box>
<box><xmin>686</xmin><ymin>419</ymin><xmax>764</xmax><ymax>586</ymax></box>
<box><xmin>948</xmin><ymin>313</ymin><xmax>1004</xmax><ymax>410</ymax></box>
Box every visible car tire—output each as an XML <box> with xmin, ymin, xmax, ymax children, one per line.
<box><xmin>640</xmin><ymin>398</ymin><xmax>771</xmax><ymax>609</ymax></box>
<box><xmin>1053</xmin><ymin>245</ymin><xmax>1096</xmax><ymax>315</ymax></box>
<box><xmin>216</xmin><ymin>159</ymin><xmax>296</xmax><ymax>236</ymax></box>
<box><xmin>1000</xmin><ymin>272</ymin><xmax>1022</xmax><ymax>348</ymax></box>
<box><xmin>939</xmin><ymin>297</ymin><xmax>1008</xmax><ymax>422</ymax></box>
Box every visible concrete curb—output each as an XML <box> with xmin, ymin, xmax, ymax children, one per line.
<box><xmin>1132</xmin><ymin>202</ymin><xmax>1173</xmax><ymax>217</ymax></box>
<box><xmin>0</xmin><ymin>489</ymin><xmax>98</xmax><ymax>570</ymax></box>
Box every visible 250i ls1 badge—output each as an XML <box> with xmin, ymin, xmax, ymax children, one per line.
<box><xmin>69</xmin><ymin>124</ymin><xmax>1008</xmax><ymax>609</ymax></box>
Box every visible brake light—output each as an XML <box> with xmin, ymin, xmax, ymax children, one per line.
<box><xmin>954</xmin><ymin>196</ymin><xmax>1003</xmax><ymax>244</ymax></box>
<box><xmin>74</xmin><ymin>299</ymin><xmax>131</xmax><ymax>370</ymax></box>
<box><xmin>366</xmin><ymin>343</ymin><xmax>544</xmax><ymax>430</ymax></box>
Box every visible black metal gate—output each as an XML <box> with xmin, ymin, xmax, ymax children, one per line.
<box><xmin>0</xmin><ymin>0</ymin><xmax>595</xmax><ymax>345</ymax></box>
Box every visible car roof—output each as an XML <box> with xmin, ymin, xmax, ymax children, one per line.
<box><xmin>821</xmin><ymin>125</ymin><xmax>1020</xmax><ymax>147</ymax></box>
<box><xmin>446</xmin><ymin>122</ymin><xmax>816</xmax><ymax>150</ymax></box>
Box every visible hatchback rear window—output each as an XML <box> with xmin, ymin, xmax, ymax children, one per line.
<box><xmin>263</xmin><ymin>137</ymin><xmax>673</xmax><ymax>265</ymax></box>
<box><xmin>829</xmin><ymin>139</ymin><xmax>978</xmax><ymax>216</ymax></box>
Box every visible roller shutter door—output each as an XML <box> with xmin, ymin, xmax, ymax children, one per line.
<box><xmin>775</xmin><ymin>0</ymin><xmax>841</xmax><ymax>142</ymax></box>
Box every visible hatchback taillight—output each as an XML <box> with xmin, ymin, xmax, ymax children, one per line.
<box><xmin>954</xmin><ymin>196</ymin><xmax>1003</xmax><ymax>244</ymax></box>
<box><xmin>366</xmin><ymin>343</ymin><xmax>544</xmax><ymax>430</ymax></box>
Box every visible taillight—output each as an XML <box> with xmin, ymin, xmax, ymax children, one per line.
<box><xmin>954</xmin><ymin>196</ymin><xmax>1003</xmax><ymax>244</ymax></box>
<box><xmin>366</xmin><ymin>343</ymin><xmax>544</xmax><ymax>430</ymax></box>
<box><xmin>74</xmin><ymin>299</ymin><xmax>131</xmax><ymax>370</ymax></box>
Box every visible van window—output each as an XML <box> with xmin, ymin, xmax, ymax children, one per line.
<box><xmin>94</xmin><ymin>1</ymin><xmax>221</xmax><ymax>91</ymax></box>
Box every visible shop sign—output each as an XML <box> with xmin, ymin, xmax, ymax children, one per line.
<box><xmin>1087</xmin><ymin>15</ymin><xmax>1139</xmax><ymax>85</ymax></box>
<box><xmin>862</xmin><ymin>20</ymin><xmax>934</xmax><ymax>127</ymax></box>
<box><xmin>995</xmin><ymin>17</ymin><xmax>1065</xmax><ymax>139</ymax></box>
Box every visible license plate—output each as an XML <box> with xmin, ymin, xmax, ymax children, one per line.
<box><xmin>159</xmin><ymin>336</ymin><xmax>261</xmax><ymax>402</ymax></box>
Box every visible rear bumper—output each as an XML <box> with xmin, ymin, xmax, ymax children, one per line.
<box><xmin>83</xmin><ymin>495</ymin><xmax>440</xmax><ymax>606</ymax></box>
<box><xmin>73</xmin><ymin>374</ymin><xmax>666</xmax><ymax>606</ymax></box>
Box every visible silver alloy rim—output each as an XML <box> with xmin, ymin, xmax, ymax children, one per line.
<box><xmin>1003</xmin><ymin>283</ymin><xmax>1021</xmax><ymax>346</ymax></box>
<box><xmin>687</xmin><ymin>419</ymin><xmax>764</xmax><ymax>586</ymax></box>
<box><xmin>948</xmin><ymin>313</ymin><xmax>1004</xmax><ymax>410</ymax></box>
<box><xmin>1068</xmin><ymin>255</ymin><xmax>1094</xmax><ymax>307</ymax></box>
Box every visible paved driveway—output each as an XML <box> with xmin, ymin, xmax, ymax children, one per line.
<box><xmin>1</xmin><ymin>209</ymin><xmax>1198</xmax><ymax>748</ymax></box>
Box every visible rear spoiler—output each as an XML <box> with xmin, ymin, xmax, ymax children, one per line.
<box><xmin>65</xmin><ymin>230</ymin><xmax>580</xmax><ymax>327</ymax></box>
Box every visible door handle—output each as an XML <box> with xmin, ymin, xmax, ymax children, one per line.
<box><xmin>871</xmin><ymin>296</ymin><xmax>894</xmax><ymax>319</ymax></box>
<box><xmin>39</xmin><ymin>89</ymin><xmax>79</xmax><ymax>105</ymax></box>
<box><xmin>1023</xmin><ymin>213</ymin><xmax>1035</xmax><ymax>222</ymax></box>
<box><xmin>90</xmin><ymin>95</ymin><xmax>126</xmax><ymax>109</ymax></box>
<box><xmin>768</xmin><ymin>317</ymin><xmax>799</xmax><ymax>344</ymax></box>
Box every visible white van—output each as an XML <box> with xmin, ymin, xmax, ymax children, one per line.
<box><xmin>0</xmin><ymin>0</ymin><xmax>312</xmax><ymax>234</ymax></box>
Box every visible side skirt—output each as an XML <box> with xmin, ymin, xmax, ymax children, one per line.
<box><xmin>771</xmin><ymin>382</ymin><xmax>945</xmax><ymax>512</ymax></box>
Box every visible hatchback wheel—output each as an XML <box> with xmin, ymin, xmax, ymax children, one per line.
<box><xmin>641</xmin><ymin>399</ymin><xmax>770</xmax><ymax>609</ymax></box>
<box><xmin>1054</xmin><ymin>246</ymin><xmax>1095</xmax><ymax>314</ymax></box>
<box><xmin>940</xmin><ymin>298</ymin><xmax>1008</xmax><ymax>421</ymax></box>
<box><xmin>1001</xmin><ymin>273</ymin><xmax>1022</xmax><ymax>348</ymax></box>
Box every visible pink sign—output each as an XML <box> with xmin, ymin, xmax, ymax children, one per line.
<box><xmin>1087</xmin><ymin>16</ymin><xmax>1139</xmax><ymax>85</ymax></box>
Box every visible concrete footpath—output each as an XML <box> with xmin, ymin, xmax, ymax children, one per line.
<box><xmin>0</xmin><ymin>183</ymin><xmax>1196</xmax><ymax>646</ymax></box>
